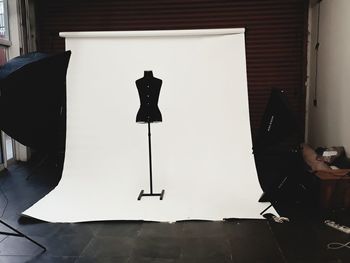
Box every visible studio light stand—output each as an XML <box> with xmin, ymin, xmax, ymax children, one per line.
<box><xmin>259</xmin><ymin>176</ymin><xmax>289</xmax><ymax>215</ymax></box>
<box><xmin>0</xmin><ymin>219</ymin><xmax>46</xmax><ymax>252</ymax></box>
<box><xmin>138</xmin><ymin>122</ymin><xmax>165</xmax><ymax>200</ymax></box>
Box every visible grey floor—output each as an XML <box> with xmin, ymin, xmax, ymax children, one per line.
<box><xmin>0</xmin><ymin>159</ymin><xmax>348</xmax><ymax>262</ymax></box>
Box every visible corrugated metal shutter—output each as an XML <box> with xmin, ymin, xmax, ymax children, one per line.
<box><xmin>35</xmin><ymin>0</ymin><xmax>308</xmax><ymax>141</ymax></box>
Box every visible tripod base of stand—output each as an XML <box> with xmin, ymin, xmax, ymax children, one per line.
<box><xmin>138</xmin><ymin>189</ymin><xmax>165</xmax><ymax>200</ymax></box>
<box><xmin>0</xmin><ymin>219</ymin><xmax>46</xmax><ymax>252</ymax></box>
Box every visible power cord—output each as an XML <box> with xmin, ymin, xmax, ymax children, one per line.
<box><xmin>0</xmin><ymin>169</ymin><xmax>46</xmax><ymax>251</ymax></box>
<box><xmin>327</xmin><ymin>241</ymin><xmax>350</xmax><ymax>250</ymax></box>
<box><xmin>0</xmin><ymin>174</ymin><xmax>9</xmax><ymax>246</ymax></box>
<box><xmin>325</xmin><ymin>220</ymin><xmax>350</xmax><ymax>250</ymax></box>
<box><xmin>0</xmin><ymin>181</ymin><xmax>8</xmax><ymax>219</ymax></box>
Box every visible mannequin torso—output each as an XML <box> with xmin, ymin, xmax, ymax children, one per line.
<box><xmin>136</xmin><ymin>71</ymin><xmax>162</xmax><ymax>123</ymax></box>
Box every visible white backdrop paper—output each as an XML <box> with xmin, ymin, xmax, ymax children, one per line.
<box><xmin>24</xmin><ymin>29</ymin><xmax>273</xmax><ymax>222</ymax></box>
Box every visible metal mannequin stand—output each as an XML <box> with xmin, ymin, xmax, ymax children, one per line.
<box><xmin>138</xmin><ymin>122</ymin><xmax>165</xmax><ymax>200</ymax></box>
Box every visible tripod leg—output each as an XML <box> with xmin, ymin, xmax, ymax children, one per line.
<box><xmin>260</xmin><ymin>204</ymin><xmax>273</xmax><ymax>215</ymax></box>
<box><xmin>259</xmin><ymin>176</ymin><xmax>289</xmax><ymax>215</ymax></box>
<box><xmin>0</xmin><ymin>220</ymin><xmax>46</xmax><ymax>251</ymax></box>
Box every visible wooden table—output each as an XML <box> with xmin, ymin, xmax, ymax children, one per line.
<box><xmin>314</xmin><ymin>171</ymin><xmax>350</xmax><ymax>209</ymax></box>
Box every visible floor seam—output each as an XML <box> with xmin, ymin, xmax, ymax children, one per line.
<box><xmin>76</xmin><ymin>235</ymin><xmax>95</xmax><ymax>259</ymax></box>
<box><xmin>267</xmin><ymin>221</ymin><xmax>288</xmax><ymax>263</ymax></box>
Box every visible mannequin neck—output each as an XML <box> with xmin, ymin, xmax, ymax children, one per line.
<box><xmin>144</xmin><ymin>71</ymin><xmax>153</xmax><ymax>78</ymax></box>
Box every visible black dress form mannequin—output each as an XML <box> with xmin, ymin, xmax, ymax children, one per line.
<box><xmin>136</xmin><ymin>71</ymin><xmax>165</xmax><ymax>200</ymax></box>
<box><xmin>136</xmin><ymin>71</ymin><xmax>162</xmax><ymax>123</ymax></box>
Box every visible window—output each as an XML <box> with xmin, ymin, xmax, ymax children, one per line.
<box><xmin>0</xmin><ymin>46</ymin><xmax>6</xmax><ymax>65</ymax></box>
<box><xmin>0</xmin><ymin>0</ymin><xmax>9</xmax><ymax>45</ymax></box>
<box><xmin>0</xmin><ymin>0</ymin><xmax>12</xmax><ymax>168</ymax></box>
<box><xmin>0</xmin><ymin>0</ymin><xmax>8</xmax><ymax>66</ymax></box>
<box><xmin>0</xmin><ymin>0</ymin><xmax>9</xmax><ymax>67</ymax></box>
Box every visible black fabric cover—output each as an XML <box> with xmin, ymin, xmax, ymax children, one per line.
<box><xmin>0</xmin><ymin>51</ymin><xmax>71</xmax><ymax>150</ymax></box>
<box><xmin>253</xmin><ymin>89</ymin><xmax>304</xmax><ymax>198</ymax></box>
<box><xmin>253</xmin><ymin>89</ymin><xmax>301</xmax><ymax>153</ymax></box>
<box><xmin>136</xmin><ymin>71</ymin><xmax>162</xmax><ymax>123</ymax></box>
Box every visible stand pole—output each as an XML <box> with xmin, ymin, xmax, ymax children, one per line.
<box><xmin>148</xmin><ymin>122</ymin><xmax>153</xmax><ymax>194</ymax></box>
<box><xmin>137</xmin><ymin>122</ymin><xmax>165</xmax><ymax>200</ymax></box>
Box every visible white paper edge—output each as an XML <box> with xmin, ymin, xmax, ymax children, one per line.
<box><xmin>59</xmin><ymin>28</ymin><xmax>245</xmax><ymax>38</ymax></box>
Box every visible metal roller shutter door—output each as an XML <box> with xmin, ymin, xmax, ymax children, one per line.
<box><xmin>35</xmin><ymin>0</ymin><xmax>308</xmax><ymax>141</ymax></box>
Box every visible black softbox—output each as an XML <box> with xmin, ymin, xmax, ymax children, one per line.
<box><xmin>0</xmin><ymin>51</ymin><xmax>71</xmax><ymax>150</ymax></box>
<box><xmin>253</xmin><ymin>89</ymin><xmax>304</xmax><ymax>201</ymax></box>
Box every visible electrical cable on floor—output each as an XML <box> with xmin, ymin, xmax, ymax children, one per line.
<box><xmin>0</xmin><ymin>173</ymin><xmax>46</xmax><ymax>251</ymax></box>
<box><xmin>0</xmin><ymin>183</ymin><xmax>9</xmax><ymax>219</ymax></box>
<box><xmin>327</xmin><ymin>241</ymin><xmax>350</xmax><ymax>250</ymax></box>
<box><xmin>0</xmin><ymin>177</ymin><xmax>9</xmax><ymax>245</ymax></box>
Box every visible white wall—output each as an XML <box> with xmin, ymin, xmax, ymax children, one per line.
<box><xmin>307</xmin><ymin>0</ymin><xmax>350</xmax><ymax>154</ymax></box>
